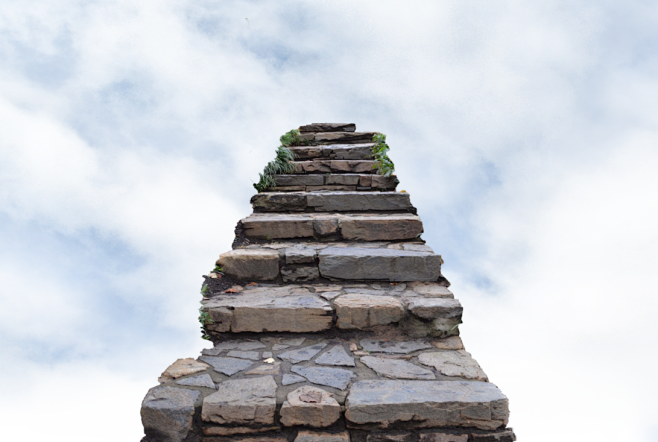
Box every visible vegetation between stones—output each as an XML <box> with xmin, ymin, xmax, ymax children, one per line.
<box><xmin>253</xmin><ymin>144</ymin><xmax>297</xmax><ymax>192</ymax></box>
<box><xmin>371</xmin><ymin>133</ymin><xmax>395</xmax><ymax>177</ymax></box>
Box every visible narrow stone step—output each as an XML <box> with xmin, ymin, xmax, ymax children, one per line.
<box><xmin>291</xmin><ymin>160</ymin><xmax>378</xmax><ymax>174</ymax></box>
<box><xmin>142</xmin><ymin>333</ymin><xmax>514</xmax><ymax>441</ymax></box>
<box><xmin>251</xmin><ymin>191</ymin><xmax>413</xmax><ymax>212</ymax></box>
<box><xmin>216</xmin><ymin>242</ymin><xmax>441</xmax><ymax>283</ymax></box>
<box><xmin>289</xmin><ymin>143</ymin><xmax>374</xmax><ymax>160</ymax></box>
<box><xmin>240</xmin><ymin>213</ymin><xmax>422</xmax><ymax>241</ymax></box>
<box><xmin>201</xmin><ymin>281</ymin><xmax>459</xmax><ymax>336</ymax></box>
<box><xmin>299</xmin><ymin>123</ymin><xmax>356</xmax><ymax>132</ymax></box>
<box><xmin>271</xmin><ymin>174</ymin><xmax>398</xmax><ymax>191</ymax></box>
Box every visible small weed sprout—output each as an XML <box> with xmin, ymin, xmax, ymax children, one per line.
<box><xmin>253</xmin><ymin>144</ymin><xmax>297</xmax><ymax>192</ymax></box>
<box><xmin>279</xmin><ymin>129</ymin><xmax>309</xmax><ymax>147</ymax></box>
<box><xmin>198</xmin><ymin>305</ymin><xmax>214</xmax><ymax>340</ymax></box>
<box><xmin>371</xmin><ymin>133</ymin><xmax>395</xmax><ymax>177</ymax></box>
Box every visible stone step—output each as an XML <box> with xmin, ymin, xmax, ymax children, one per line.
<box><xmin>291</xmin><ymin>159</ymin><xmax>378</xmax><ymax>174</ymax></box>
<box><xmin>289</xmin><ymin>143</ymin><xmax>374</xmax><ymax>160</ymax></box>
<box><xmin>295</xmin><ymin>131</ymin><xmax>377</xmax><ymax>145</ymax></box>
<box><xmin>142</xmin><ymin>333</ymin><xmax>514</xmax><ymax>442</ymax></box>
<box><xmin>299</xmin><ymin>123</ymin><xmax>356</xmax><ymax>132</ymax></box>
<box><xmin>200</xmin><ymin>281</ymin><xmax>458</xmax><ymax>336</ymax></box>
<box><xmin>270</xmin><ymin>173</ymin><xmax>398</xmax><ymax>191</ymax></box>
<box><xmin>216</xmin><ymin>242</ymin><xmax>442</xmax><ymax>283</ymax></box>
<box><xmin>251</xmin><ymin>191</ymin><xmax>413</xmax><ymax>212</ymax></box>
<box><xmin>240</xmin><ymin>213</ymin><xmax>422</xmax><ymax>241</ymax></box>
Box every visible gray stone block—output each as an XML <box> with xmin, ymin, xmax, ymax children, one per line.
<box><xmin>290</xmin><ymin>365</ymin><xmax>356</xmax><ymax>390</ymax></box>
<box><xmin>360</xmin><ymin>356</ymin><xmax>435</xmax><ymax>380</ymax></box>
<box><xmin>141</xmin><ymin>385</ymin><xmax>199</xmax><ymax>442</ymax></box>
<box><xmin>251</xmin><ymin>192</ymin><xmax>307</xmax><ymax>212</ymax></box>
<box><xmin>217</xmin><ymin>249</ymin><xmax>280</xmax><ymax>280</ymax></box>
<box><xmin>202</xmin><ymin>376</ymin><xmax>277</xmax><ymax>425</ymax></box>
<box><xmin>299</xmin><ymin>123</ymin><xmax>356</xmax><ymax>132</ymax></box>
<box><xmin>307</xmin><ymin>191</ymin><xmax>411</xmax><ymax>212</ymax></box>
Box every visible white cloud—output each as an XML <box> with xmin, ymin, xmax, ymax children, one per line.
<box><xmin>456</xmin><ymin>132</ymin><xmax>658</xmax><ymax>441</ymax></box>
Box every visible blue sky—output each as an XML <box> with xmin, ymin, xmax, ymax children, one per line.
<box><xmin>1</xmin><ymin>1</ymin><xmax>657</xmax><ymax>440</ymax></box>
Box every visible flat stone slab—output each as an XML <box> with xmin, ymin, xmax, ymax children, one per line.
<box><xmin>141</xmin><ymin>385</ymin><xmax>199</xmax><ymax>442</ymax></box>
<box><xmin>319</xmin><ymin>247</ymin><xmax>441</xmax><ymax>281</ymax></box>
<box><xmin>199</xmin><ymin>356</ymin><xmax>253</xmax><ymax>376</ymax></box>
<box><xmin>409</xmin><ymin>282</ymin><xmax>454</xmax><ymax>298</ymax></box>
<box><xmin>277</xmin><ymin>343</ymin><xmax>327</xmax><ymax>364</ymax></box>
<box><xmin>202</xmin><ymin>376</ymin><xmax>277</xmax><ymax>425</ymax></box>
<box><xmin>360</xmin><ymin>339</ymin><xmax>433</xmax><ymax>354</ymax></box>
<box><xmin>282</xmin><ymin>374</ymin><xmax>306</xmax><ymax>385</ymax></box>
<box><xmin>280</xmin><ymin>385</ymin><xmax>341</xmax><ymax>427</ymax></box>
<box><xmin>158</xmin><ymin>358</ymin><xmax>209</xmax><ymax>383</ymax></box>
<box><xmin>175</xmin><ymin>374</ymin><xmax>215</xmax><ymax>389</ymax></box>
<box><xmin>315</xmin><ymin>345</ymin><xmax>355</xmax><ymax>367</ymax></box>
<box><xmin>345</xmin><ymin>380</ymin><xmax>509</xmax><ymax>430</ymax></box>
<box><xmin>292</xmin><ymin>160</ymin><xmax>378</xmax><ymax>174</ymax></box>
<box><xmin>313</xmin><ymin>131</ymin><xmax>377</xmax><ymax>145</ymax></box>
<box><xmin>419</xmin><ymin>434</ymin><xmax>468</xmax><ymax>442</ymax></box>
<box><xmin>299</xmin><ymin>123</ymin><xmax>356</xmax><ymax>132</ymax></box>
<box><xmin>406</xmin><ymin>298</ymin><xmax>462</xmax><ymax>320</ymax></box>
<box><xmin>251</xmin><ymin>191</ymin><xmax>412</xmax><ymax>212</ymax></box>
<box><xmin>217</xmin><ymin>249</ymin><xmax>279</xmax><ymax>280</ymax></box>
<box><xmin>334</xmin><ymin>294</ymin><xmax>404</xmax><ymax>329</ymax></box>
<box><xmin>418</xmin><ymin>351</ymin><xmax>488</xmax><ymax>381</ymax></box>
<box><xmin>295</xmin><ymin>431</ymin><xmax>351</xmax><ymax>442</ymax></box>
<box><xmin>290</xmin><ymin>366</ymin><xmax>356</xmax><ymax>390</ymax></box>
<box><xmin>241</xmin><ymin>213</ymin><xmax>420</xmax><ymax>241</ymax></box>
<box><xmin>361</xmin><ymin>356</ymin><xmax>435</xmax><ymax>380</ymax></box>
<box><xmin>203</xmin><ymin>290</ymin><xmax>333</xmax><ymax>333</ymax></box>
<box><xmin>289</xmin><ymin>143</ymin><xmax>373</xmax><ymax>160</ymax></box>
<box><xmin>226</xmin><ymin>350</ymin><xmax>260</xmax><ymax>360</ymax></box>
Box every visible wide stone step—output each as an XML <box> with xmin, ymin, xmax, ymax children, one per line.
<box><xmin>200</xmin><ymin>281</ymin><xmax>458</xmax><ymax>337</ymax></box>
<box><xmin>270</xmin><ymin>173</ymin><xmax>398</xmax><ymax>192</ymax></box>
<box><xmin>142</xmin><ymin>334</ymin><xmax>514</xmax><ymax>442</ymax></box>
<box><xmin>240</xmin><ymin>213</ymin><xmax>422</xmax><ymax>241</ymax></box>
<box><xmin>299</xmin><ymin>123</ymin><xmax>356</xmax><ymax>132</ymax></box>
<box><xmin>216</xmin><ymin>242</ymin><xmax>441</xmax><ymax>283</ymax></box>
<box><xmin>289</xmin><ymin>143</ymin><xmax>374</xmax><ymax>160</ymax></box>
<box><xmin>294</xmin><ymin>131</ymin><xmax>377</xmax><ymax>145</ymax></box>
<box><xmin>251</xmin><ymin>191</ymin><xmax>413</xmax><ymax>212</ymax></box>
<box><xmin>291</xmin><ymin>159</ymin><xmax>378</xmax><ymax>174</ymax></box>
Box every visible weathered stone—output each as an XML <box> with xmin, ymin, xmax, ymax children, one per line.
<box><xmin>334</xmin><ymin>295</ymin><xmax>404</xmax><ymax>329</ymax></box>
<box><xmin>419</xmin><ymin>433</ymin><xmax>468</xmax><ymax>442</ymax></box>
<box><xmin>367</xmin><ymin>434</ymin><xmax>413</xmax><ymax>442</ymax></box>
<box><xmin>315</xmin><ymin>345</ymin><xmax>355</xmax><ymax>367</ymax></box>
<box><xmin>314</xmin><ymin>131</ymin><xmax>377</xmax><ymax>144</ymax></box>
<box><xmin>175</xmin><ymin>374</ymin><xmax>215</xmax><ymax>389</ymax></box>
<box><xmin>246</xmin><ymin>362</ymin><xmax>281</xmax><ymax>375</ymax></box>
<box><xmin>281</xmin><ymin>337</ymin><xmax>306</xmax><ymax>346</ymax></box>
<box><xmin>280</xmin><ymin>385</ymin><xmax>341</xmax><ymax>427</ymax></box>
<box><xmin>262</xmin><ymin>351</ymin><xmax>273</xmax><ymax>358</ymax></box>
<box><xmin>409</xmin><ymin>282</ymin><xmax>453</xmax><ymax>298</ymax></box>
<box><xmin>204</xmin><ymin>438</ymin><xmax>287</xmax><ymax>442</ymax></box>
<box><xmin>326</xmin><ymin>174</ymin><xmax>360</xmax><ymax>185</ymax></box>
<box><xmin>360</xmin><ymin>339</ymin><xmax>433</xmax><ymax>354</ymax></box>
<box><xmin>217</xmin><ymin>249</ymin><xmax>280</xmax><ymax>281</ymax></box>
<box><xmin>431</xmin><ymin>336</ymin><xmax>465</xmax><ymax>350</ymax></box>
<box><xmin>360</xmin><ymin>356</ymin><xmax>435</xmax><ymax>380</ymax></box>
<box><xmin>290</xmin><ymin>366</ymin><xmax>355</xmax><ymax>390</ymax></box>
<box><xmin>418</xmin><ymin>351</ymin><xmax>488</xmax><ymax>381</ymax></box>
<box><xmin>203</xmin><ymin>292</ymin><xmax>332</xmax><ymax>333</ymax></box>
<box><xmin>346</xmin><ymin>380</ymin><xmax>509</xmax><ymax>430</ymax></box>
<box><xmin>141</xmin><ymin>385</ymin><xmax>199</xmax><ymax>442</ymax></box>
<box><xmin>202</xmin><ymin>376</ymin><xmax>277</xmax><ymax>424</ymax></box>
<box><xmin>265</xmin><ymin>185</ymin><xmax>305</xmax><ymax>192</ymax></box>
<box><xmin>202</xmin><ymin>426</ymin><xmax>280</xmax><ymax>436</ymax></box>
<box><xmin>358</xmin><ymin>175</ymin><xmax>373</xmax><ymax>187</ymax></box>
<box><xmin>278</xmin><ymin>343</ymin><xmax>327</xmax><ymax>364</ymax></box>
<box><xmin>307</xmin><ymin>191</ymin><xmax>411</xmax><ymax>212</ymax></box>
<box><xmin>286</xmin><ymin>247</ymin><xmax>317</xmax><ymax>264</ymax></box>
<box><xmin>237</xmin><ymin>341</ymin><xmax>268</xmax><ymax>350</ymax></box>
<box><xmin>470</xmin><ymin>430</ymin><xmax>516</xmax><ymax>441</ymax></box>
<box><xmin>340</xmin><ymin>215</ymin><xmax>423</xmax><ymax>241</ymax></box>
<box><xmin>158</xmin><ymin>358</ymin><xmax>209</xmax><ymax>383</ymax></box>
<box><xmin>242</xmin><ymin>214</ymin><xmax>314</xmax><ymax>239</ymax></box>
<box><xmin>282</xmin><ymin>266</ymin><xmax>320</xmax><ymax>282</ymax></box>
<box><xmin>282</xmin><ymin>374</ymin><xmax>306</xmax><ymax>385</ymax></box>
<box><xmin>308</xmin><ymin>185</ymin><xmax>357</xmax><ymax>191</ymax></box>
<box><xmin>295</xmin><ymin>430</ymin><xmax>351</xmax><ymax>442</ymax></box>
<box><xmin>299</xmin><ymin>123</ymin><xmax>356</xmax><ymax>132</ymax></box>
<box><xmin>199</xmin><ymin>356</ymin><xmax>254</xmax><ymax>376</ymax></box>
<box><xmin>318</xmin><ymin>291</ymin><xmax>342</xmax><ymax>300</ymax></box>
<box><xmin>319</xmin><ymin>247</ymin><xmax>441</xmax><ymax>281</ymax></box>
<box><xmin>406</xmin><ymin>298</ymin><xmax>463</xmax><ymax>320</ymax></box>
<box><xmin>371</xmin><ymin>175</ymin><xmax>399</xmax><ymax>189</ymax></box>
<box><xmin>331</xmin><ymin>144</ymin><xmax>374</xmax><ymax>159</ymax></box>
<box><xmin>226</xmin><ymin>350</ymin><xmax>260</xmax><ymax>360</ymax></box>
<box><xmin>313</xmin><ymin>218</ymin><xmax>340</xmax><ymax>236</ymax></box>
<box><xmin>251</xmin><ymin>192</ymin><xmax>307</xmax><ymax>212</ymax></box>
<box><xmin>274</xmin><ymin>174</ymin><xmax>324</xmax><ymax>186</ymax></box>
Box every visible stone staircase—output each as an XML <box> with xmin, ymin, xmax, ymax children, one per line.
<box><xmin>140</xmin><ymin>124</ymin><xmax>516</xmax><ymax>442</ymax></box>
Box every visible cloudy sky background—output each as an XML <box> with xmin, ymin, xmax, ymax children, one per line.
<box><xmin>1</xmin><ymin>0</ymin><xmax>657</xmax><ymax>440</ymax></box>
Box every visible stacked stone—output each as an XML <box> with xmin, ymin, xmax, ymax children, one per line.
<box><xmin>141</xmin><ymin>123</ymin><xmax>516</xmax><ymax>442</ymax></box>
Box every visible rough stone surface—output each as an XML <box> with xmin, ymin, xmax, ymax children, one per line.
<box><xmin>286</xmin><ymin>247</ymin><xmax>317</xmax><ymax>264</ymax></box>
<box><xmin>418</xmin><ymin>351</ymin><xmax>488</xmax><ymax>381</ymax></box>
<box><xmin>307</xmin><ymin>191</ymin><xmax>411</xmax><ymax>212</ymax></box>
<box><xmin>290</xmin><ymin>365</ymin><xmax>356</xmax><ymax>390</ymax></box>
<box><xmin>277</xmin><ymin>343</ymin><xmax>328</xmax><ymax>364</ymax></box>
<box><xmin>315</xmin><ymin>345</ymin><xmax>355</xmax><ymax>367</ymax></box>
<box><xmin>175</xmin><ymin>374</ymin><xmax>215</xmax><ymax>389</ymax></box>
<box><xmin>217</xmin><ymin>249</ymin><xmax>279</xmax><ymax>280</ymax></box>
<box><xmin>202</xmin><ymin>376</ymin><xmax>277</xmax><ymax>425</ymax></box>
<box><xmin>406</xmin><ymin>298</ymin><xmax>462</xmax><ymax>320</ymax></box>
<box><xmin>202</xmin><ymin>426</ymin><xmax>279</xmax><ymax>436</ymax></box>
<box><xmin>158</xmin><ymin>358</ymin><xmax>209</xmax><ymax>383</ymax></box>
<box><xmin>226</xmin><ymin>350</ymin><xmax>260</xmax><ymax>360</ymax></box>
<box><xmin>419</xmin><ymin>434</ymin><xmax>468</xmax><ymax>442</ymax></box>
<box><xmin>274</xmin><ymin>174</ymin><xmax>324</xmax><ymax>186</ymax></box>
<box><xmin>346</xmin><ymin>380</ymin><xmax>509</xmax><ymax>430</ymax></box>
<box><xmin>360</xmin><ymin>356</ymin><xmax>435</xmax><ymax>380</ymax></box>
<box><xmin>360</xmin><ymin>339</ymin><xmax>433</xmax><ymax>354</ymax></box>
<box><xmin>319</xmin><ymin>248</ymin><xmax>441</xmax><ymax>281</ymax></box>
<box><xmin>293</xmin><ymin>160</ymin><xmax>377</xmax><ymax>174</ymax></box>
<box><xmin>141</xmin><ymin>385</ymin><xmax>199</xmax><ymax>442</ymax></box>
<box><xmin>245</xmin><ymin>362</ymin><xmax>281</xmax><ymax>375</ymax></box>
<box><xmin>470</xmin><ymin>430</ymin><xmax>517</xmax><ymax>441</ymax></box>
<box><xmin>280</xmin><ymin>385</ymin><xmax>341</xmax><ymax>427</ymax></box>
<box><xmin>431</xmin><ymin>336</ymin><xmax>465</xmax><ymax>350</ymax></box>
<box><xmin>295</xmin><ymin>430</ymin><xmax>351</xmax><ymax>442</ymax></box>
<box><xmin>299</xmin><ymin>123</ymin><xmax>356</xmax><ymax>133</ymax></box>
<box><xmin>334</xmin><ymin>295</ymin><xmax>404</xmax><ymax>329</ymax></box>
<box><xmin>340</xmin><ymin>215</ymin><xmax>422</xmax><ymax>241</ymax></box>
<box><xmin>199</xmin><ymin>356</ymin><xmax>253</xmax><ymax>376</ymax></box>
<box><xmin>251</xmin><ymin>192</ymin><xmax>307</xmax><ymax>212</ymax></box>
<box><xmin>409</xmin><ymin>282</ymin><xmax>453</xmax><ymax>298</ymax></box>
<box><xmin>282</xmin><ymin>266</ymin><xmax>320</xmax><ymax>282</ymax></box>
<box><xmin>282</xmin><ymin>374</ymin><xmax>306</xmax><ymax>385</ymax></box>
<box><xmin>313</xmin><ymin>131</ymin><xmax>377</xmax><ymax>144</ymax></box>
<box><xmin>367</xmin><ymin>434</ymin><xmax>414</xmax><ymax>442</ymax></box>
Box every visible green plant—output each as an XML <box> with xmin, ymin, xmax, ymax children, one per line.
<box><xmin>201</xmin><ymin>283</ymin><xmax>209</xmax><ymax>295</ymax></box>
<box><xmin>279</xmin><ymin>129</ymin><xmax>309</xmax><ymax>147</ymax></box>
<box><xmin>253</xmin><ymin>145</ymin><xmax>297</xmax><ymax>192</ymax></box>
<box><xmin>371</xmin><ymin>133</ymin><xmax>395</xmax><ymax>177</ymax></box>
<box><xmin>199</xmin><ymin>305</ymin><xmax>214</xmax><ymax>340</ymax></box>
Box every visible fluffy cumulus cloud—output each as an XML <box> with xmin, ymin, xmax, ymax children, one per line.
<box><xmin>0</xmin><ymin>1</ymin><xmax>656</xmax><ymax>440</ymax></box>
